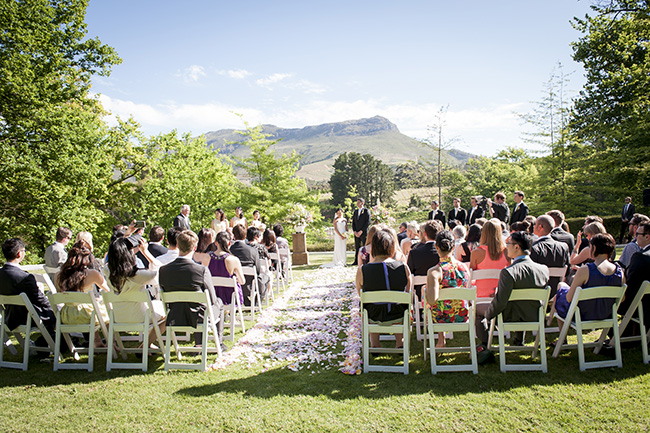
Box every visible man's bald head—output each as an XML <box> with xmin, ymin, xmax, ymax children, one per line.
<box><xmin>536</xmin><ymin>215</ymin><xmax>555</xmax><ymax>236</ymax></box>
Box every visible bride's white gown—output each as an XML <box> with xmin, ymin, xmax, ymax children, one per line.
<box><xmin>332</xmin><ymin>219</ymin><xmax>347</xmax><ymax>266</ymax></box>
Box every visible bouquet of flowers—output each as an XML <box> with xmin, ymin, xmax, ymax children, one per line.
<box><xmin>286</xmin><ymin>203</ymin><xmax>314</xmax><ymax>230</ymax></box>
<box><xmin>371</xmin><ymin>204</ymin><xmax>395</xmax><ymax>226</ymax></box>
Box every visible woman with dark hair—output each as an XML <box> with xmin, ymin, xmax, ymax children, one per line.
<box><xmin>250</xmin><ymin>210</ymin><xmax>266</xmax><ymax>230</ymax></box>
<box><xmin>355</xmin><ymin>227</ymin><xmax>412</xmax><ymax>348</ymax></box>
<box><xmin>208</xmin><ymin>231</ymin><xmax>245</xmax><ymax>305</ymax></box>
<box><xmin>553</xmin><ymin>233</ymin><xmax>625</xmax><ymax>327</ymax></box>
<box><xmin>57</xmin><ymin>240</ymin><xmax>110</xmax><ymax>346</ymax></box>
<box><xmin>262</xmin><ymin>229</ymin><xmax>278</xmax><ymax>270</ymax></box>
<box><xmin>193</xmin><ymin>228</ymin><xmax>216</xmax><ymax>264</ymax></box>
<box><xmin>230</xmin><ymin>207</ymin><xmax>247</xmax><ymax>231</ymax></box>
<box><xmin>456</xmin><ymin>224</ymin><xmax>482</xmax><ymax>262</ymax></box>
<box><xmin>426</xmin><ymin>230</ymin><xmax>471</xmax><ymax>347</ymax></box>
<box><xmin>106</xmin><ymin>236</ymin><xmax>166</xmax><ymax>343</ymax></box>
<box><xmin>211</xmin><ymin>208</ymin><xmax>228</xmax><ymax>233</ymax></box>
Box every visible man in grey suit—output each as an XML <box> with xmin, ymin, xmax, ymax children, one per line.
<box><xmin>158</xmin><ymin>230</ymin><xmax>225</xmax><ymax>350</ymax></box>
<box><xmin>172</xmin><ymin>205</ymin><xmax>191</xmax><ymax>230</ymax></box>
<box><xmin>483</xmin><ymin>231</ymin><xmax>549</xmax><ymax>346</ymax></box>
<box><xmin>44</xmin><ymin>227</ymin><xmax>72</xmax><ymax>281</ymax></box>
<box><xmin>530</xmin><ymin>215</ymin><xmax>570</xmax><ymax>297</ymax></box>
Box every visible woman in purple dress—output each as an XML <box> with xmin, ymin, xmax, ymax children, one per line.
<box><xmin>207</xmin><ymin>231</ymin><xmax>245</xmax><ymax>306</ymax></box>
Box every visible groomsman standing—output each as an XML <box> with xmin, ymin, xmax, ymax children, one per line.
<box><xmin>428</xmin><ymin>200</ymin><xmax>446</xmax><ymax>228</ymax></box>
<box><xmin>447</xmin><ymin>198</ymin><xmax>466</xmax><ymax>227</ymax></box>
<box><xmin>352</xmin><ymin>198</ymin><xmax>370</xmax><ymax>265</ymax></box>
<box><xmin>467</xmin><ymin>197</ymin><xmax>485</xmax><ymax>226</ymax></box>
<box><xmin>510</xmin><ymin>191</ymin><xmax>529</xmax><ymax>224</ymax></box>
<box><xmin>620</xmin><ymin>196</ymin><xmax>636</xmax><ymax>243</ymax></box>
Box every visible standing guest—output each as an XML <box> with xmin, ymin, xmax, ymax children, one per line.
<box><xmin>547</xmin><ymin>210</ymin><xmax>575</xmax><ymax>253</ymax></box>
<box><xmin>44</xmin><ymin>226</ymin><xmax>72</xmax><ymax>280</ymax></box>
<box><xmin>173</xmin><ymin>205</ymin><xmax>191</xmax><ymax>230</ymax></box>
<box><xmin>211</xmin><ymin>208</ymin><xmax>229</xmax><ymax>234</ymax></box>
<box><xmin>147</xmin><ymin>225</ymin><xmax>168</xmax><ymax>257</ymax></box>
<box><xmin>356</xmin><ymin>227</ymin><xmax>412</xmax><ymax>349</ymax></box>
<box><xmin>230</xmin><ymin>207</ymin><xmax>247</xmax><ymax>230</ymax></box>
<box><xmin>352</xmin><ymin>198</ymin><xmax>370</xmax><ymax>265</ymax></box>
<box><xmin>396</xmin><ymin>222</ymin><xmax>408</xmax><ymax>244</ymax></box>
<box><xmin>428</xmin><ymin>200</ymin><xmax>446</xmax><ymax>228</ymax></box>
<box><xmin>426</xmin><ymin>230</ymin><xmax>471</xmax><ymax>348</ymax></box>
<box><xmin>0</xmin><ymin>238</ymin><xmax>56</xmax><ymax>348</ymax></box>
<box><xmin>159</xmin><ymin>230</ymin><xmax>225</xmax><ymax>351</ymax></box>
<box><xmin>618</xmin><ymin>222</ymin><xmax>650</xmax><ymax>334</ymax></box>
<box><xmin>407</xmin><ymin>220</ymin><xmax>442</xmax><ymax>303</ymax></box>
<box><xmin>156</xmin><ymin>227</ymin><xmax>184</xmax><ymax>266</ymax></box>
<box><xmin>484</xmin><ymin>231</ymin><xmax>549</xmax><ymax>347</ymax></box>
<box><xmin>447</xmin><ymin>198</ymin><xmax>467</xmax><ymax>227</ymax></box>
<box><xmin>249</xmin><ymin>210</ymin><xmax>266</xmax><ymax>230</ymax></box>
<box><xmin>620</xmin><ymin>196</ymin><xmax>636</xmax><ymax>243</ymax></box>
<box><xmin>530</xmin><ymin>215</ymin><xmax>570</xmax><ymax>297</ymax></box>
<box><xmin>208</xmin><ymin>231</ymin><xmax>245</xmax><ymax>309</ymax></box>
<box><xmin>510</xmin><ymin>191</ymin><xmax>529</xmax><ymax>224</ymax></box>
<box><xmin>230</xmin><ymin>224</ymin><xmax>269</xmax><ymax>304</ymax></box>
<box><xmin>467</xmin><ymin>196</ymin><xmax>485</xmax><ymax>226</ymax></box>
<box><xmin>487</xmin><ymin>192</ymin><xmax>510</xmax><ymax>224</ymax></box>
<box><xmin>456</xmin><ymin>224</ymin><xmax>482</xmax><ymax>263</ymax></box>
<box><xmin>619</xmin><ymin>214</ymin><xmax>650</xmax><ymax>269</ymax></box>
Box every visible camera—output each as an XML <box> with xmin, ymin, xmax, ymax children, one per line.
<box><xmin>134</xmin><ymin>220</ymin><xmax>146</xmax><ymax>229</ymax></box>
<box><xmin>121</xmin><ymin>233</ymin><xmax>142</xmax><ymax>249</ymax></box>
<box><xmin>475</xmin><ymin>195</ymin><xmax>488</xmax><ymax>211</ymax></box>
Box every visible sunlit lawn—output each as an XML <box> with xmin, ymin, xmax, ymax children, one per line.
<box><xmin>1</xmin><ymin>251</ymin><xmax>649</xmax><ymax>432</ymax></box>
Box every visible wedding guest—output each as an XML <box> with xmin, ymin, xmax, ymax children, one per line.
<box><xmin>400</xmin><ymin>221</ymin><xmax>419</xmax><ymax>256</ymax></box>
<box><xmin>456</xmin><ymin>224</ymin><xmax>481</xmax><ymax>263</ymax></box>
<box><xmin>193</xmin><ymin>228</ymin><xmax>215</xmax><ymax>265</ymax></box>
<box><xmin>619</xmin><ymin>214</ymin><xmax>649</xmax><ymax>268</ymax></box>
<box><xmin>44</xmin><ymin>226</ymin><xmax>72</xmax><ymax>280</ymax></box>
<box><xmin>231</xmin><ymin>224</ymin><xmax>269</xmax><ymax>304</ymax></box>
<box><xmin>156</xmin><ymin>227</ymin><xmax>183</xmax><ymax>266</ymax></box>
<box><xmin>211</xmin><ymin>208</ymin><xmax>228</xmax><ymax>233</ymax></box>
<box><xmin>356</xmin><ymin>227</ymin><xmax>412</xmax><ymax>349</ymax></box>
<box><xmin>570</xmin><ymin>221</ymin><xmax>606</xmax><ymax>267</ymax></box>
<box><xmin>358</xmin><ymin>225</ymin><xmax>379</xmax><ymax>267</ymax></box>
<box><xmin>426</xmin><ymin>230</ymin><xmax>471</xmax><ymax>347</ymax></box>
<box><xmin>263</xmin><ymin>229</ymin><xmax>279</xmax><ymax>270</ymax></box>
<box><xmin>208</xmin><ymin>231</ymin><xmax>245</xmax><ymax>308</ymax></box>
<box><xmin>250</xmin><ymin>210</ymin><xmax>266</xmax><ymax>230</ymax></box>
<box><xmin>147</xmin><ymin>225</ymin><xmax>168</xmax><ymax>257</ymax></box>
<box><xmin>547</xmin><ymin>209</ymin><xmax>575</xmax><ymax>252</ymax></box>
<box><xmin>451</xmin><ymin>225</ymin><xmax>466</xmax><ymax>258</ymax></box>
<box><xmin>230</xmin><ymin>207</ymin><xmax>247</xmax><ymax>231</ymax></box>
<box><xmin>75</xmin><ymin>231</ymin><xmax>94</xmax><ymax>251</ymax></box>
<box><xmin>396</xmin><ymin>222</ymin><xmax>408</xmax><ymax>244</ymax></box>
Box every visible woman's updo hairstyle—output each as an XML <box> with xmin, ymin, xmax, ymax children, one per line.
<box><xmin>215</xmin><ymin>230</ymin><xmax>231</xmax><ymax>253</ymax></box>
<box><xmin>435</xmin><ymin>230</ymin><xmax>455</xmax><ymax>253</ymax></box>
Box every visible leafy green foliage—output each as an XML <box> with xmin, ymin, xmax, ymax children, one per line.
<box><xmin>330</xmin><ymin>152</ymin><xmax>395</xmax><ymax>208</ymax></box>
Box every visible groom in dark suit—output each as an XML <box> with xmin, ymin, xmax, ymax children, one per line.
<box><xmin>428</xmin><ymin>200</ymin><xmax>446</xmax><ymax>228</ymax></box>
<box><xmin>352</xmin><ymin>198</ymin><xmax>370</xmax><ymax>265</ymax></box>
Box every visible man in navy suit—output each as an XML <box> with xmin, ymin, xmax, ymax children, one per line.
<box><xmin>510</xmin><ymin>191</ymin><xmax>529</xmax><ymax>224</ymax></box>
<box><xmin>620</xmin><ymin>196</ymin><xmax>636</xmax><ymax>243</ymax></box>
<box><xmin>230</xmin><ymin>224</ymin><xmax>269</xmax><ymax>304</ymax></box>
<box><xmin>466</xmin><ymin>196</ymin><xmax>485</xmax><ymax>226</ymax></box>
<box><xmin>407</xmin><ymin>220</ymin><xmax>442</xmax><ymax>302</ymax></box>
<box><xmin>352</xmin><ymin>198</ymin><xmax>370</xmax><ymax>265</ymax></box>
<box><xmin>619</xmin><ymin>222</ymin><xmax>650</xmax><ymax>333</ymax></box>
<box><xmin>530</xmin><ymin>215</ymin><xmax>569</xmax><ymax>297</ymax></box>
<box><xmin>428</xmin><ymin>200</ymin><xmax>446</xmax><ymax>228</ymax></box>
<box><xmin>447</xmin><ymin>198</ymin><xmax>466</xmax><ymax>227</ymax></box>
<box><xmin>547</xmin><ymin>210</ymin><xmax>575</xmax><ymax>253</ymax></box>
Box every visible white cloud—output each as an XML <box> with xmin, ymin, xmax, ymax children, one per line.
<box><xmin>179</xmin><ymin>65</ymin><xmax>206</xmax><ymax>83</ymax></box>
<box><xmin>256</xmin><ymin>73</ymin><xmax>293</xmax><ymax>89</ymax></box>
<box><xmin>217</xmin><ymin>69</ymin><xmax>252</xmax><ymax>79</ymax></box>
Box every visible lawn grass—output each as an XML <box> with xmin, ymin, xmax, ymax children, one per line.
<box><xmin>1</xmin><ymin>255</ymin><xmax>649</xmax><ymax>432</ymax></box>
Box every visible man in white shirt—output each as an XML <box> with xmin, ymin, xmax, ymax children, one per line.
<box><xmin>467</xmin><ymin>196</ymin><xmax>485</xmax><ymax>226</ymax></box>
<box><xmin>156</xmin><ymin>227</ymin><xmax>183</xmax><ymax>266</ymax></box>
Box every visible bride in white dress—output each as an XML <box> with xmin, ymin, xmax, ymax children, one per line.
<box><xmin>332</xmin><ymin>208</ymin><xmax>348</xmax><ymax>266</ymax></box>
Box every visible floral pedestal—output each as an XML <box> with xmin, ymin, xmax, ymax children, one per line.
<box><xmin>292</xmin><ymin>232</ymin><xmax>309</xmax><ymax>265</ymax></box>
<box><xmin>294</xmin><ymin>224</ymin><xmax>306</xmax><ymax>233</ymax></box>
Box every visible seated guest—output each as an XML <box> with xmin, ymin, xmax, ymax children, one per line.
<box><xmin>400</xmin><ymin>221</ymin><xmax>420</xmax><ymax>257</ymax></box>
<box><xmin>156</xmin><ymin>228</ymin><xmax>183</xmax><ymax>265</ymax></box>
<box><xmin>208</xmin><ymin>231</ymin><xmax>245</xmax><ymax>307</ymax></box>
<box><xmin>487</xmin><ymin>192</ymin><xmax>510</xmax><ymax>223</ymax></box>
<box><xmin>510</xmin><ymin>221</ymin><xmax>530</xmax><ymax>234</ymax></box>
<box><xmin>426</xmin><ymin>230</ymin><xmax>471</xmax><ymax>347</ymax></box>
<box><xmin>0</xmin><ymin>238</ymin><xmax>56</xmax><ymax>349</ymax></box>
<box><xmin>355</xmin><ymin>226</ymin><xmax>412</xmax><ymax>348</ymax></box>
<box><xmin>159</xmin><ymin>230</ymin><xmax>225</xmax><ymax>349</ymax></box>
<box><xmin>484</xmin><ymin>231</ymin><xmax>549</xmax><ymax>347</ymax></box>
<box><xmin>75</xmin><ymin>231</ymin><xmax>94</xmax><ymax>252</ymax></box>
<box><xmin>193</xmin><ymin>228</ymin><xmax>216</xmax><ymax>265</ymax></box>
<box><xmin>58</xmin><ymin>240</ymin><xmax>110</xmax><ymax>347</ymax></box>
<box><xmin>619</xmin><ymin>222</ymin><xmax>650</xmax><ymax>335</ymax></box>
<box><xmin>44</xmin><ymin>226</ymin><xmax>72</xmax><ymax>280</ymax></box>
<box><xmin>451</xmin><ymin>224</ymin><xmax>466</xmax><ymax>259</ymax></box>
<box><xmin>530</xmin><ymin>215</ymin><xmax>570</xmax><ymax>297</ymax></box>
<box><xmin>262</xmin><ymin>229</ymin><xmax>278</xmax><ymax>270</ymax></box>
<box><xmin>407</xmin><ymin>220</ymin><xmax>442</xmax><ymax>302</ymax></box>
<box><xmin>570</xmin><ymin>221</ymin><xmax>606</xmax><ymax>268</ymax></box>
<box><xmin>230</xmin><ymin>224</ymin><xmax>269</xmax><ymax>304</ymax></box>
<box><xmin>525</xmin><ymin>216</ymin><xmax>537</xmax><ymax>235</ymax></box>
<box><xmin>456</xmin><ymin>224</ymin><xmax>481</xmax><ymax>262</ymax></box>
<box><xmin>547</xmin><ymin>210</ymin><xmax>575</xmax><ymax>252</ymax></box>
<box><xmin>247</xmin><ymin>226</ymin><xmax>273</xmax><ymax>282</ymax></box>
<box><xmin>273</xmin><ymin>224</ymin><xmax>290</xmax><ymax>277</ymax></box>
<box><xmin>553</xmin><ymin>233</ymin><xmax>624</xmax><ymax>330</ymax></box>
<box><xmin>358</xmin><ymin>225</ymin><xmax>379</xmax><ymax>267</ymax></box>
<box><xmin>396</xmin><ymin>222</ymin><xmax>408</xmax><ymax>244</ymax></box>
<box><xmin>211</xmin><ymin>208</ymin><xmax>228</xmax><ymax>234</ymax></box>
<box><xmin>619</xmin><ymin>214</ymin><xmax>649</xmax><ymax>269</ymax></box>
<box><xmin>147</xmin><ymin>225</ymin><xmax>168</xmax><ymax>257</ymax></box>
<box><xmin>474</xmin><ymin>217</ymin><xmax>488</xmax><ymax>227</ymax></box>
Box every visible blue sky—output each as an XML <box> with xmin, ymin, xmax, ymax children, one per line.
<box><xmin>86</xmin><ymin>0</ymin><xmax>594</xmax><ymax>156</ymax></box>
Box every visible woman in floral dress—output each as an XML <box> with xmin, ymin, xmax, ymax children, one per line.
<box><xmin>426</xmin><ymin>230</ymin><xmax>470</xmax><ymax>347</ymax></box>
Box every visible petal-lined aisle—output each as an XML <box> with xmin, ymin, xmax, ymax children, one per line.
<box><xmin>209</xmin><ymin>266</ymin><xmax>359</xmax><ymax>373</ymax></box>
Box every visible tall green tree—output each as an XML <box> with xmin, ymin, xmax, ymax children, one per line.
<box><xmin>330</xmin><ymin>152</ymin><xmax>394</xmax><ymax>208</ymax></box>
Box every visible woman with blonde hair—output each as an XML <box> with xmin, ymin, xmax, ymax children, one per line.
<box><xmin>570</xmin><ymin>221</ymin><xmax>606</xmax><ymax>266</ymax></box>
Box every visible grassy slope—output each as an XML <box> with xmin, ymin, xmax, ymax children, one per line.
<box><xmin>1</xmin><ymin>256</ymin><xmax>648</xmax><ymax>432</ymax></box>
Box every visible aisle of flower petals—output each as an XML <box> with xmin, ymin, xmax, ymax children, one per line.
<box><xmin>208</xmin><ymin>265</ymin><xmax>360</xmax><ymax>373</ymax></box>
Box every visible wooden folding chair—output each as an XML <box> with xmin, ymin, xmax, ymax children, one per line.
<box><xmin>0</xmin><ymin>293</ymin><xmax>57</xmax><ymax>370</ymax></box>
<box><xmin>552</xmin><ymin>284</ymin><xmax>627</xmax><ymax>371</ymax></box>
<box><xmin>211</xmin><ymin>276</ymin><xmax>245</xmax><ymax>341</ymax></box>
<box><xmin>423</xmin><ymin>288</ymin><xmax>478</xmax><ymax>374</ymax></box>
<box><xmin>361</xmin><ymin>290</ymin><xmax>411</xmax><ymax>374</ymax></box>
<box><xmin>411</xmin><ymin>275</ymin><xmax>427</xmax><ymax>341</ymax></box>
<box><xmin>103</xmin><ymin>291</ymin><xmax>165</xmax><ymax>371</ymax></box>
<box><xmin>161</xmin><ymin>290</ymin><xmax>222</xmax><ymax>371</ymax></box>
<box><xmin>241</xmin><ymin>266</ymin><xmax>263</xmax><ymax>320</ymax></box>
<box><xmin>268</xmin><ymin>252</ymin><xmax>286</xmax><ymax>295</ymax></box>
<box><xmin>49</xmin><ymin>292</ymin><xmax>115</xmax><ymax>372</ymax></box>
<box><xmin>492</xmin><ymin>286</ymin><xmax>551</xmax><ymax>373</ymax></box>
<box><xmin>278</xmin><ymin>246</ymin><xmax>293</xmax><ymax>284</ymax></box>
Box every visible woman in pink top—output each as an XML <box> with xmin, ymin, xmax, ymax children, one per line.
<box><xmin>470</xmin><ymin>219</ymin><xmax>510</xmax><ymax>297</ymax></box>
<box><xmin>470</xmin><ymin>219</ymin><xmax>510</xmax><ymax>347</ymax></box>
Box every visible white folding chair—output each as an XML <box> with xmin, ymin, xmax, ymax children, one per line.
<box><xmin>0</xmin><ymin>293</ymin><xmax>57</xmax><ymax>370</ymax></box>
<box><xmin>241</xmin><ymin>266</ymin><xmax>263</xmax><ymax>320</ymax></box>
<box><xmin>44</xmin><ymin>266</ymin><xmax>60</xmax><ymax>284</ymax></box>
<box><xmin>552</xmin><ymin>284</ymin><xmax>627</xmax><ymax>371</ymax></box>
<box><xmin>411</xmin><ymin>275</ymin><xmax>427</xmax><ymax>341</ymax></box>
<box><xmin>278</xmin><ymin>247</ymin><xmax>293</xmax><ymax>284</ymax></box>
<box><xmin>103</xmin><ymin>291</ymin><xmax>165</xmax><ymax>371</ymax></box>
<box><xmin>469</xmin><ymin>268</ymin><xmax>503</xmax><ymax>347</ymax></box>
<box><xmin>211</xmin><ymin>276</ymin><xmax>245</xmax><ymax>341</ymax></box>
<box><xmin>601</xmin><ymin>280</ymin><xmax>650</xmax><ymax>364</ymax></box>
<box><xmin>423</xmin><ymin>288</ymin><xmax>478</xmax><ymax>374</ymax></box>
<box><xmin>268</xmin><ymin>252</ymin><xmax>286</xmax><ymax>295</ymax></box>
<box><xmin>49</xmin><ymin>292</ymin><xmax>112</xmax><ymax>372</ymax></box>
<box><xmin>492</xmin><ymin>286</ymin><xmax>551</xmax><ymax>373</ymax></box>
<box><xmin>19</xmin><ymin>264</ymin><xmax>58</xmax><ymax>294</ymax></box>
<box><xmin>361</xmin><ymin>290</ymin><xmax>411</xmax><ymax>374</ymax></box>
<box><xmin>161</xmin><ymin>290</ymin><xmax>222</xmax><ymax>371</ymax></box>
<box><xmin>545</xmin><ymin>265</ymin><xmax>568</xmax><ymax>329</ymax></box>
